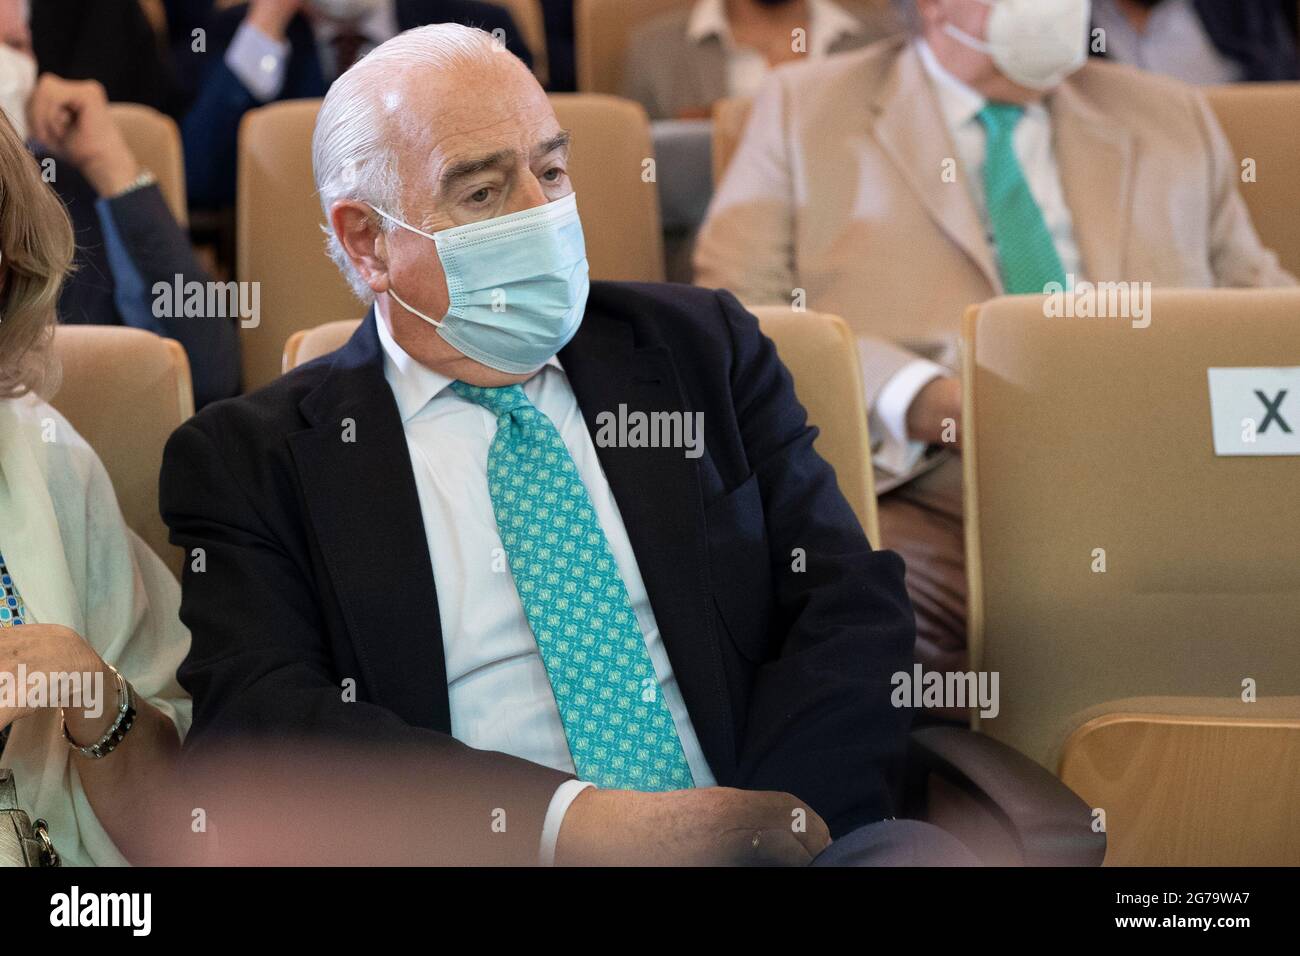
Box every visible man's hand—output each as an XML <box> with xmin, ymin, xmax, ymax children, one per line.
<box><xmin>25</xmin><ymin>74</ymin><xmax>140</xmax><ymax>197</ymax></box>
<box><xmin>906</xmin><ymin>376</ymin><xmax>962</xmax><ymax>450</ymax></box>
<box><xmin>0</xmin><ymin>624</ymin><xmax>110</xmax><ymax>736</ymax></box>
<box><xmin>247</xmin><ymin>0</ymin><xmax>304</xmax><ymax>41</ymax></box>
<box><xmin>555</xmin><ymin>786</ymin><xmax>833</xmax><ymax>866</ymax></box>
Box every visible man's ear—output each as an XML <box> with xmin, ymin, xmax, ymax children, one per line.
<box><xmin>332</xmin><ymin>200</ymin><xmax>391</xmax><ymax>294</ymax></box>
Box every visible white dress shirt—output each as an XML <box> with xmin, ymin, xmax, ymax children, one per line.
<box><xmin>686</xmin><ymin>0</ymin><xmax>866</xmax><ymax>99</ymax></box>
<box><xmin>225</xmin><ymin>1</ymin><xmax>399</xmax><ymax>101</ymax></box>
<box><xmin>871</xmin><ymin>40</ymin><xmax>1085</xmax><ymax>477</ymax></box>
<box><xmin>375</xmin><ymin>311</ymin><xmax>717</xmax><ymax>864</ymax></box>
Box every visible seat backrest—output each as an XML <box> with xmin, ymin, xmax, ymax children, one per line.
<box><xmin>550</xmin><ymin>93</ymin><xmax>665</xmax><ymax>283</ymax></box>
<box><xmin>284</xmin><ymin>307</ymin><xmax>879</xmax><ymax>542</ymax></box>
<box><xmin>108</xmin><ymin>103</ymin><xmax>187</xmax><ymax>226</ymax></box>
<box><xmin>1204</xmin><ymin>83</ymin><xmax>1300</xmax><ymax>281</ymax></box>
<box><xmin>283</xmin><ymin>319</ymin><xmax>360</xmax><ymax>371</ymax></box>
<box><xmin>49</xmin><ymin>326</ymin><xmax>195</xmax><ymax>577</ymax></box>
<box><xmin>963</xmin><ymin>289</ymin><xmax>1300</xmax><ymax>862</ymax></box>
<box><xmin>497</xmin><ymin>0</ymin><xmax>549</xmax><ymax>87</ymax></box>
<box><xmin>711</xmin><ymin>96</ymin><xmax>753</xmax><ymax>185</ymax></box>
<box><xmin>576</xmin><ymin>0</ymin><xmax>690</xmax><ymax>94</ymax></box>
<box><xmin>237</xmin><ymin>99</ymin><xmax>350</xmax><ymax>392</ymax></box>
<box><xmin>238</xmin><ymin>94</ymin><xmax>664</xmax><ymax>391</ymax></box>
<box><xmin>749</xmin><ymin>307</ymin><xmax>880</xmax><ymax>544</ymax></box>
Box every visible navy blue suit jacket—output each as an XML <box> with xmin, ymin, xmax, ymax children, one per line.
<box><xmin>160</xmin><ymin>283</ymin><xmax>916</xmax><ymax>860</ymax></box>
<box><xmin>182</xmin><ymin>0</ymin><xmax>534</xmax><ymax>207</ymax></box>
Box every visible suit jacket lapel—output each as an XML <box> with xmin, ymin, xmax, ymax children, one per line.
<box><xmin>869</xmin><ymin>45</ymin><xmax>1002</xmax><ymax>292</ymax></box>
<box><xmin>289</xmin><ymin>315</ymin><xmax>450</xmax><ymax>732</ymax></box>
<box><xmin>1051</xmin><ymin>80</ymin><xmax>1135</xmax><ymax>281</ymax></box>
<box><xmin>559</xmin><ymin>307</ymin><xmax>737</xmax><ymax>777</ymax></box>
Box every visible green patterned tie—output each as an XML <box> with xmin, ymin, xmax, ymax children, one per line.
<box><xmin>450</xmin><ymin>381</ymin><xmax>695</xmax><ymax>792</ymax></box>
<box><xmin>977</xmin><ymin>102</ymin><xmax>1068</xmax><ymax>295</ymax></box>
<box><xmin>0</xmin><ymin>547</ymin><xmax>30</xmax><ymax>756</ymax></box>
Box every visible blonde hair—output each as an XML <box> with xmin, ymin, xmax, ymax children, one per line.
<box><xmin>0</xmin><ymin>108</ymin><xmax>74</xmax><ymax>398</ymax></box>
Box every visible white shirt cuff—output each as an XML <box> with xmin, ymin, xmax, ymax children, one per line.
<box><xmin>225</xmin><ymin>21</ymin><xmax>291</xmax><ymax>102</ymax></box>
<box><xmin>539</xmin><ymin>779</ymin><xmax>596</xmax><ymax>866</ymax></box>
<box><xmin>870</xmin><ymin>358</ymin><xmax>949</xmax><ymax>477</ymax></box>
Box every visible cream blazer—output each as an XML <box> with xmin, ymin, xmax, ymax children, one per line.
<box><xmin>696</xmin><ymin>37</ymin><xmax>1296</xmax><ymax>492</ymax></box>
<box><xmin>0</xmin><ymin>394</ymin><xmax>191</xmax><ymax>867</ymax></box>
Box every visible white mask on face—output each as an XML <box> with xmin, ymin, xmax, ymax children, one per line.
<box><xmin>308</xmin><ymin>0</ymin><xmax>383</xmax><ymax>21</ymax></box>
<box><xmin>0</xmin><ymin>44</ymin><xmax>36</xmax><ymax>142</ymax></box>
<box><xmin>944</xmin><ymin>0</ymin><xmax>1092</xmax><ymax>92</ymax></box>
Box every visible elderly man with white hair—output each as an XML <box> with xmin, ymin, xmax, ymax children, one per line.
<box><xmin>161</xmin><ymin>23</ymin><xmax>971</xmax><ymax>866</ymax></box>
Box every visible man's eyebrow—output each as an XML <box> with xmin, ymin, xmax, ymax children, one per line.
<box><xmin>534</xmin><ymin>131</ymin><xmax>572</xmax><ymax>158</ymax></box>
<box><xmin>437</xmin><ymin>133</ymin><xmax>571</xmax><ymax>191</ymax></box>
<box><xmin>439</xmin><ymin>149</ymin><xmax>516</xmax><ymax>190</ymax></box>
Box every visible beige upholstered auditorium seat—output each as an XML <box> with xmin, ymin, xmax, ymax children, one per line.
<box><xmin>108</xmin><ymin>103</ymin><xmax>188</xmax><ymax>225</ymax></box>
<box><xmin>49</xmin><ymin>326</ymin><xmax>195</xmax><ymax>577</ymax></box>
<box><xmin>237</xmin><ymin>100</ymin><xmax>355</xmax><ymax>392</ymax></box>
<box><xmin>284</xmin><ymin>308</ymin><xmax>880</xmax><ymax>544</ymax></box>
<box><xmin>547</xmin><ymin>94</ymin><xmax>665</xmax><ymax>283</ymax></box>
<box><xmin>1205</xmin><ymin>83</ymin><xmax>1300</xmax><ymax>282</ymax></box>
<box><xmin>746</xmin><ymin>307</ymin><xmax>880</xmax><ymax>545</ymax></box>
<box><xmin>576</xmin><ymin>0</ymin><xmax>691</xmax><ymax>94</ymax></box>
<box><xmin>237</xmin><ymin>94</ymin><xmax>665</xmax><ymax>391</ymax></box>
<box><xmin>282</xmin><ymin>319</ymin><xmax>359</xmax><ymax>372</ymax></box>
<box><xmin>711</xmin><ymin>96</ymin><xmax>753</xmax><ymax>185</ymax></box>
<box><xmin>963</xmin><ymin>289</ymin><xmax>1300</xmax><ymax>865</ymax></box>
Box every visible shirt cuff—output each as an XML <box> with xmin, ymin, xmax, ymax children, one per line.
<box><xmin>539</xmin><ymin>779</ymin><xmax>595</xmax><ymax>866</ymax></box>
<box><xmin>870</xmin><ymin>358</ymin><xmax>949</xmax><ymax>477</ymax></box>
<box><xmin>225</xmin><ymin>21</ymin><xmax>291</xmax><ymax>102</ymax></box>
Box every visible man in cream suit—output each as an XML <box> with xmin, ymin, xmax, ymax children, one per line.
<box><xmin>695</xmin><ymin>0</ymin><xmax>1295</xmax><ymax>677</ymax></box>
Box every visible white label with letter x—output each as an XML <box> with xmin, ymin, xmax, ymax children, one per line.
<box><xmin>1207</xmin><ymin>367</ymin><xmax>1300</xmax><ymax>456</ymax></box>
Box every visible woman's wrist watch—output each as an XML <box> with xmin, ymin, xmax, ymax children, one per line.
<box><xmin>61</xmin><ymin>663</ymin><xmax>137</xmax><ymax>759</ymax></box>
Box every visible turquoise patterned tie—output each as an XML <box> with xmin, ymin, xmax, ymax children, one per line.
<box><xmin>0</xmin><ymin>548</ymin><xmax>28</xmax><ymax>628</ymax></box>
<box><xmin>450</xmin><ymin>381</ymin><xmax>695</xmax><ymax>792</ymax></box>
<box><xmin>977</xmin><ymin>103</ymin><xmax>1068</xmax><ymax>295</ymax></box>
<box><xmin>0</xmin><ymin>548</ymin><xmax>29</xmax><ymax>755</ymax></box>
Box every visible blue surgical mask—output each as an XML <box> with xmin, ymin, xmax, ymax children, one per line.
<box><xmin>368</xmin><ymin>192</ymin><xmax>590</xmax><ymax>375</ymax></box>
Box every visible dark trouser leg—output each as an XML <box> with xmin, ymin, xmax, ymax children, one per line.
<box><xmin>810</xmin><ymin>820</ymin><xmax>980</xmax><ymax>867</ymax></box>
<box><xmin>878</xmin><ymin>453</ymin><xmax>969</xmax><ymax>661</ymax></box>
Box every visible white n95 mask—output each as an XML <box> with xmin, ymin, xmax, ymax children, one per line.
<box><xmin>0</xmin><ymin>45</ymin><xmax>37</xmax><ymax>143</ymax></box>
<box><xmin>369</xmin><ymin>192</ymin><xmax>591</xmax><ymax>375</ymax></box>
<box><xmin>945</xmin><ymin>0</ymin><xmax>1092</xmax><ymax>91</ymax></box>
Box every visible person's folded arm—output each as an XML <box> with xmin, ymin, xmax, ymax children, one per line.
<box><xmin>96</xmin><ymin>184</ymin><xmax>241</xmax><ymax>406</ymax></box>
<box><xmin>160</xmin><ymin>416</ymin><xmax>572</xmax><ymax>863</ymax></box>
<box><xmin>714</xmin><ymin>290</ymin><xmax>917</xmax><ymax>837</ymax></box>
<box><xmin>694</xmin><ymin>72</ymin><xmax>797</xmax><ymax>305</ymax></box>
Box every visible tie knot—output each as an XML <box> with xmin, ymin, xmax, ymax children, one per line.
<box><xmin>450</xmin><ymin>381</ymin><xmax>535</xmax><ymax>419</ymax></box>
<box><xmin>977</xmin><ymin>102</ymin><xmax>1026</xmax><ymax>137</ymax></box>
